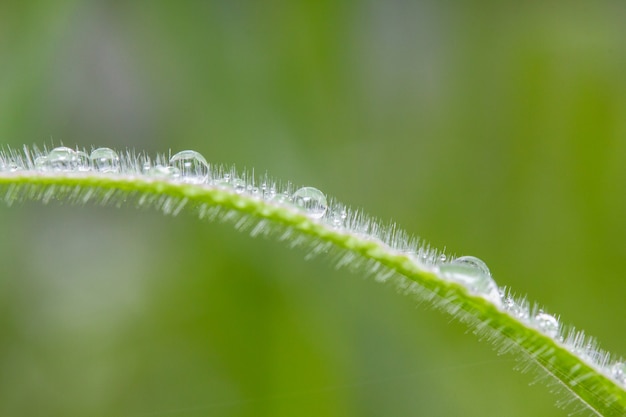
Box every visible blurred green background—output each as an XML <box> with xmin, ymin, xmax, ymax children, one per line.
<box><xmin>1</xmin><ymin>2</ymin><xmax>625</xmax><ymax>416</ymax></box>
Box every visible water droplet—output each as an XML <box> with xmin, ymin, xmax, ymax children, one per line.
<box><xmin>75</xmin><ymin>151</ymin><xmax>91</xmax><ymax>172</ymax></box>
<box><xmin>503</xmin><ymin>296</ymin><xmax>529</xmax><ymax>320</ymax></box>
<box><xmin>264</xmin><ymin>185</ymin><xmax>278</xmax><ymax>200</ymax></box>
<box><xmin>439</xmin><ymin>256</ymin><xmax>501</xmax><ymax>305</ymax></box>
<box><xmin>34</xmin><ymin>156</ymin><xmax>49</xmax><ymax>171</ymax></box>
<box><xmin>169</xmin><ymin>150</ymin><xmax>209</xmax><ymax>184</ymax></box>
<box><xmin>47</xmin><ymin>147</ymin><xmax>79</xmax><ymax>171</ymax></box>
<box><xmin>533</xmin><ymin>311</ymin><xmax>559</xmax><ymax>338</ymax></box>
<box><xmin>437</xmin><ymin>254</ymin><xmax>447</xmax><ymax>263</ymax></box>
<box><xmin>270</xmin><ymin>192</ymin><xmax>291</xmax><ymax>205</ymax></box>
<box><xmin>293</xmin><ymin>187</ymin><xmax>327</xmax><ymax>219</ymax></box>
<box><xmin>141</xmin><ymin>161</ymin><xmax>152</xmax><ymax>174</ymax></box>
<box><xmin>611</xmin><ymin>362</ymin><xmax>626</xmax><ymax>384</ymax></box>
<box><xmin>4</xmin><ymin>161</ymin><xmax>22</xmax><ymax>172</ymax></box>
<box><xmin>90</xmin><ymin>148</ymin><xmax>120</xmax><ymax>173</ymax></box>
<box><xmin>250</xmin><ymin>186</ymin><xmax>261</xmax><ymax>198</ymax></box>
<box><xmin>232</xmin><ymin>178</ymin><xmax>246</xmax><ymax>194</ymax></box>
<box><xmin>146</xmin><ymin>165</ymin><xmax>180</xmax><ymax>179</ymax></box>
<box><xmin>328</xmin><ymin>206</ymin><xmax>348</xmax><ymax>228</ymax></box>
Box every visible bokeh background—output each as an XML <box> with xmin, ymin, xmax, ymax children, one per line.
<box><xmin>1</xmin><ymin>2</ymin><xmax>625</xmax><ymax>416</ymax></box>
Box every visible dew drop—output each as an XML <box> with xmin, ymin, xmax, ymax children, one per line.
<box><xmin>169</xmin><ymin>150</ymin><xmax>209</xmax><ymax>184</ymax></box>
<box><xmin>76</xmin><ymin>151</ymin><xmax>91</xmax><ymax>172</ymax></box>
<box><xmin>533</xmin><ymin>311</ymin><xmax>560</xmax><ymax>338</ymax></box>
<box><xmin>90</xmin><ymin>147</ymin><xmax>120</xmax><ymax>173</ymax></box>
<box><xmin>47</xmin><ymin>147</ymin><xmax>79</xmax><ymax>171</ymax></box>
<box><xmin>146</xmin><ymin>165</ymin><xmax>180</xmax><ymax>179</ymax></box>
<box><xmin>503</xmin><ymin>296</ymin><xmax>529</xmax><ymax>320</ymax></box>
<box><xmin>437</xmin><ymin>254</ymin><xmax>447</xmax><ymax>263</ymax></box>
<box><xmin>34</xmin><ymin>156</ymin><xmax>49</xmax><ymax>171</ymax></box>
<box><xmin>439</xmin><ymin>256</ymin><xmax>501</xmax><ymax>305</ymax></box>
<box><xmin>611</xmin><ymin>362</ymin><xmax>626</xmax><ymax>384</ymax></box>
<box><xmin>270</xmin><ymin>192</ymin><xmax>291</xmax><ymax>205</ymax></box>
<box><xmin>232</xmin><ymin>178</ymin><xmax>246</xmax><ymax>194</ymax></box>
<box><xmin>293</xmin><ymin>187</ymin><xmax>327</xmax><ymax>219</ymax></box>
<box><xmin>4</xmin><ymin>161</ymin><xmax>22</xmax><ymax>172</ymax></box>
<box><xmin>329</xmin><ymin>206</ymin><xmax>348</xmax><ymax>228</ymax></box>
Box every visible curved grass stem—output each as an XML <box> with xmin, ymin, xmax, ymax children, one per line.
<box><xmin>1</xmin><ymin>145</ymin><xmax>625</xmax><ymax>416</ymax></box>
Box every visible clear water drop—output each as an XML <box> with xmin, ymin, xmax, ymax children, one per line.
<box><xmin>437</xmin><ymin>254</ymin><xmax>447</xmax><ymax>263</ymax></box>
<box><xmin>611</xmin><ymin>362</ymin><xmax>626</xmax><ymax>384</ymax></box>
<box><xmin>270</xmin><ymin>192</ymin><xmax>291</xmax><ymax>205</ymax></box>
<box><xmin>264</xmin><ymin>185</ymin><xmax>277</xmax><ymax>200</ymax></box>
<box><xmin>34</xmin><ymin>156</ymin><xmax>49</xmax><ymax>171</ymax></box>
<box><xmin>293</xmin><ymin>187</ymin><xmax>327</xmax><ymax>219</ymax></box>
<box><xmin>232</xmin><ymin>178</ymin><xmax>246</xmax><ymax>194</ymax></box>
<box><xmin>329</xmin><ymin>206</ymin><xmax>348</xmax><ymax>228</ymax></box>
<box><xmin>75</xmin><ymin>151</ymin><xmax>91</xmax><ymax>171</ymax></box>
<box><xmin>141</xmin><ymin>161</ymin><xmax>152</xmax><ymax>175</ymax></box>
<box><xmin>90</xmin><ymin>147</ymin><xmax>120</xmax><ymax>173</ymax></box>
<box><xmin>146</xmin><ymin>165</ymin><xmax>180</xmax><ymax>179</ymax></box>
<box><xmin>169</xmin><ymin>150</ymin><xmax>209</xmax><ymax>184</ymax></box>
<box><xmin>439</xmin><ymin>256</ymin><xmax>501</xmax><ymax>305</ymax></box>
<box><xmin>534</xmin><ymin>311</ymin><xmax>559</xmax><ymax>338</ymax></box>
<box><xmin>5</xmin><ymin>161</ymin><xmax>22</xmax><ymax>172</ymax></box>
<box><xmin>47</xmin><ymin>147</ymin><xmax>79</xmax><ymax>171</ymax></box>
<box><xmin>503</xmin><ymin>296</ymin><xmax>529</xmax><ymax>320</ymax></box>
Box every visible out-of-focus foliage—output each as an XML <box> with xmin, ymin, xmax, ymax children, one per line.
<box><xmin>1</xmin><ymin>2</ymin><xmax>625</xmax><ymax>416</ymax></box>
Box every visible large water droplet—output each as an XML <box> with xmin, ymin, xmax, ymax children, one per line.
<box><xmin>533</xmin><ymin>311</ymin><xmax>559</xmax><ymax>338</ymax></box>
<box><xmin>47</xmin><ymin>147</ymin><xmax>79</xmax><ymax>171</ymax></box>
<box><xmin>439</xmin><ymin>256</ymin><xmax>501</xmax><ymax>305</ymax></box>
<box><xmin>90</xmin><ymin>147</ymin><xmax>120</xmax><ymax>173</ymax></box>
<box><xmin>169</xmin><ymin>150</ymin><xmax>209</xmax><ymax>184</ymax></box>
<box><xmin>293</xmin><ymin>187</ymin><xmax>327</xmax><ymax>219</ymax></box>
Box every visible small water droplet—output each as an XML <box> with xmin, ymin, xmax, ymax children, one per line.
<box><xmin>292</xmin><ymin>187</ymin><xmax>327</xmax><ymax>219</ymax></box>
<box><xmin>146</xmin><ymin>165</ymin><xmax>180</xmax><ymax>179</ymax></box>
<box><xmin>232</xmin><ymin>178</ymin><xmax>246</xmax><ymax>194</ymax></box>
<box><xmin>329</xmin><ymin>206</ymin><xmax>348</xmax><ymax>228</ymax></box>
<box><xmin>6</xmin><ymin>161</ymin><xmax>22</xmax><ymax>172</ymax></box>
<box><xmin>34</xmin><ymin>156</ymin><xmax>49</xmax><ymax>171</ymax></box>
<box><xmin>47</xmin><ymin>147</ymin><xmax>79</xmax><ymax>171</ymax></box>
<box><xmin>611</xmin><ymin>362</ymin><xmax>626</xmax><ymax>384</ymax></box>
<box><xmin>169</xmin><ymin>150</ymin><xmax>209</xmax><ymax>184</ymax></box>
<box><xmin>90</xmin><ymin>147</ymin><xmax>120</xmax><ymax>173</ymax></box>
<box><xmin>503</xmin><ymin>296</ymin><xmax>529</xmax><ymax>320</ymax></box>
<box><xmin>270</xmin><ymin>192</ymin><xmax>291</xmax><ymax>205</ymax></box>
<box><xmin>533</xmin><ymin>311</ymin><xmax>559</xmax><ymax>338</ymax></box>
<box><xmin>141</xmin><ymin>161</ymin><xmax>152</xmax><ymax>174</ymax></box>
<box><xmin>437</xmin><ymin>254</ymin><xmax>447</xmax><ymax>263</ymax></box>
<box><xmin>264</xmin><ymin>185</ymin><xmax>278</xmax><ymax>200</ymax></box>
<box><xmin>75</xmin><ymin>151</ymin><xmax>91</xmax><ymax>171</ymax></box>
<box><xmin>439</xmin><ymin>256</ymin><xmax>501</xmax><ymax>305</ymax></box>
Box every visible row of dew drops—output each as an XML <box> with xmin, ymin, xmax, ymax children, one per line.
<box><xmin>6</xmin><ymin>146</ymin><xmax>626</xmax><ymax>387</ymax></box>
<box><xmin>12</xmin><ymin>146</ymin><xmax>336</xmax><ymax>221</ymax></box>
